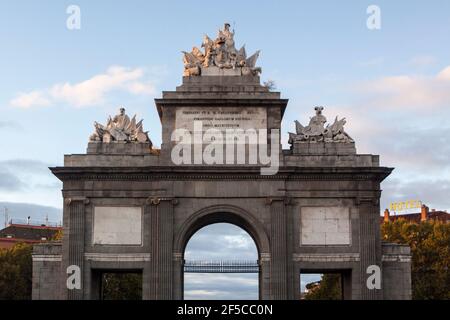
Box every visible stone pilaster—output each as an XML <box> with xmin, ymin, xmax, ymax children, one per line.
<box><xmin>267</xmin><ymin>197</ymin><xmax>288</xmax><ymax>299</ymax></box>
<box><xmin>358</xmin><ymin>198</ymin><xmax>383</xmax><ymax>300</ymax></box>
<box><xmin>259</xmin><ymin>253</ymin><xmax>271</xmax><ymax>300</ymax></box>
<box><xmin>66</xmin><ymin>197</ymin><xmax>88</xmax><ymax>300</ymax></box>
<box><xmin>173</xmin><ymin>252</ymin><xmax>184</xmax><ymax>300</ymax></box>
<box><xmin>147</xmin><ymin>197</ymin><xmax>177</xmax><ymax>300</ymax></box>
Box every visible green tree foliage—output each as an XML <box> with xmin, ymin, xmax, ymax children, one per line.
<box><xmin>101</xmin><ymin>272</ymin><xmax>142</xmax><ymax>300</ymax></box>
<box><xmin>304</xmin><ymin>274</ymin><xmax>342</xmax><ymax>300</ymax></box>
<box><xmin>0</xmin><ymin>243</ymin><xmax>33</xmax><ymax>300</ymax></box>
<box><xmin>381</xmin><ymin>219</ymin><xmax>450</xmax><ymax>300</ymax></box>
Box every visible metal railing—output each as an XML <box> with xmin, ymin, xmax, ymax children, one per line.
<box><xmin>8</xmin><ymin>218</ymin><xmax>61</xmax><ymax>227</ymax></box>
<box><xmin>184</xmin><ymin>260</ymin><xmax>259</xmax><ymax>273</ymax></box>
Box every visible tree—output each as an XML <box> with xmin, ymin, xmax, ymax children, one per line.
<box><xmin>51</xmin><ymin>229</ymin><xmax>63</xmax><ymax>241</ymax></box>
<box><xmin>101</xmin><ymin>273</ymin><xmax>142</xmax><ymax>300</ymax></box>
<box><xmin>263</xmin><ymin>80</ymin><xmax>276</xmax><ymax>91</ymax></box>
<box><xmin>381</xmin><ymin>219</ymin><xmax>450</xmax><ymax>300</ymax></box>
<box><xmin>0</xmin><ymin>243</ymin><xmax>33</xmax><ymax>300</ymax></box>
<box><xmin>304</xmin><ymin>274</ymin><xmax>342</xmax><ymax>300</ymax></box>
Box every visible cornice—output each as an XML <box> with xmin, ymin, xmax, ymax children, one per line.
<box><xmin>50</xmin><ymin>166</ymin><xmax>393</xmax><ymax>182</ymax></box>
<box><xmin>154</xmin><ymin>98</ymin><xmax>289</xmax><ymax>106</ymax></box>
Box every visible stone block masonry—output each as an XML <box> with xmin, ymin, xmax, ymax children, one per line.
<box><xmin>32</xmin><ymin>24</ymin><xmax>411</xmax><ymax>300</ymax></box>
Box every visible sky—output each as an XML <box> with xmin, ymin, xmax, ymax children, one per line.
<box><xmin>184</xmin><ymin>223</ymin><xmax>320</xmax><ymax>299</ymax></box>
<box><xmin>0</xmin><ymin>0</ymin><xmax>450</xmax><ymax>299</ymax></box>
<box><xmin>184</xmin><ymin>223</ymin><xmax>259</xmax><ymax>300</ymax></box>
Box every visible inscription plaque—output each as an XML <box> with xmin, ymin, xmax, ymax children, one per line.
<box><xmin>175</xmin><ymin>107</ymin><xmax>267</xmax><ymax>132</ymax></box>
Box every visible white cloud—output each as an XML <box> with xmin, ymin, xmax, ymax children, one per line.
<box><xmin>10</xmin><ymin>65</ymin><xmax>158</xmax><ymax>109</ymax></box>
<box><xmin>360</xmin><ymin>65</ymin><xmax>450</xmax><ymax>111</ymax></box>
<box><xmin>223</xmin><ymin>234</ymin><xmax>252</xmax><ymax>249</ymax></box>
<box><xmin>437</xmin><ymin>66</ymin><xmax>450</xmax><ymax>81</ymax></box>
<box><xmin>10</xmin><ymin>90</ymin><xmax>51</xmax><ymax>108</ymax></box>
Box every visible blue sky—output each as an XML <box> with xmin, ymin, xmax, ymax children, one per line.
<box><xmin>1</xmin><ymin>0</ymin><xmax>450</xmax><ymax>299</ymax></box>
<box><xmin>1</xmin><ymin>1</ymin><xmax>449</xmax><ymax>211</ymax></box>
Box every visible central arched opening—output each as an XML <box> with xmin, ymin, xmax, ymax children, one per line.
<box><xmin>177</xmin><ymin>207</ymin><xmax>269</xmax><ymax>300</ymax></box>
<box><xmin>183</xmin><ymin>223</ymin><xmax>259</xmax><ymax>299</ymax></box>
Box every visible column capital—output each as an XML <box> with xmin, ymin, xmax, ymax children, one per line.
<box><xmin>64</xmin><ymin>197</ymin><xmax>90</xmax><ymax>206</ymax></box>
<box><xmin>355</xmin><ymin>197</ymin><xmax>379</xmax><ymax>206</ymax></box>
<box><xmin>173</xmin><ymin>252</ymin><xmax>183</xmax><ymax>261</ymax></box>
<box><xmin>265</xmin><ymin>197</ymin><xmax>292</xmax><ymax>206</ymax></box>
<box><xmin>259</xmin><ymin>252</ymin><xmax>271</xmax><ymax>262</ymax></box>
<box><xmin>146</xmin><ymin>197</ymin><xmax>179</xmax><ymax>206</ymax></box>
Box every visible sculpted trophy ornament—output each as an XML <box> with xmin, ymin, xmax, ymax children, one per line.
<box><xmin>182</xmin><ymin>23</ymin><xmax>262</xmax><ymax>76</ymax></box>
<box><xmin>89</xmin><ymin>107</ymin><xmax>151</xmax><ymax>143</ymax></box>
<box><xmin>288</xmin><ymin>107</ymin><xmax>354</xmax><ymax>144</ymax></box>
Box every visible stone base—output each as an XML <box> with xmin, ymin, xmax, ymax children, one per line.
<box><xmin>32</xmin><ymin>243</ymin><xmax>62</xmax><ymax>300</ymax></box>
<box><xmin>174</xmin><ymin>75</ymin><xmax>275</xmax><ymax>96</ymax></box>
<box><xmin>292</xmin><ymin>141</ymin><xmax>356</xmax><ymax>155</ymax></box>
<box><xmin>87</xmin><ymin>141</ymin><xmax>153</xmax><ymax>155</ymax></box>
<box><xmin>382</xmin><ymin>242</ymin><xmax>412</xmax><ymax>299</ymax></box>
<box><xmin>200</xmin><ymin>66</ymin><xmax>242</xmax><ymax>76</ymax></box>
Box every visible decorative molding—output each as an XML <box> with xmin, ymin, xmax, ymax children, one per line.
<box><xmin>84</xmin><ymin>253</ymin><xmax>151</xmax><ymax>262</ymax></box>
<box><xmin>382</xmin><ymin>254</ymin><xmax>412</xmax><ymax>263</ymax></box>
<box><xmin>32</xmin><ymin>254</ymin><xmax>62</xmax><ymax>262</ymax></box>
<box><xmin>51</xmin><ymin>166</ymin><xmax>393</xmax><ymax>183</ymax></box>
<box><xmin>146</xmin><ymin>197</ymin><xmax>160</xmax><ymax>206</ymax></box>
<box><xmin>54</xmin><ymin>172</ymin><xmax>389</xmax><ymax>182</ymax></box>
<box><xmin>292</xmin><ymin>253</ymin><xmax>360</xmax><ymax>262</ymax></box>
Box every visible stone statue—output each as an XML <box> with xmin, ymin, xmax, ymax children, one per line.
<box><xmin>288</xmin><ymin>107</ymin><xmax>354</xmax><ymax>144</ymax></box>
<box><xmin>182</xmin><ymin>23</ymin><xmax>261</xmax><ymax>76</ymax></box>
<box><xmin>89</xmin><ymin>107</ymin><xmax>150</xmax><ymax>143</ymax></box>
<box><xmin>303</xmin><ymin>106</ymin><xmax>327</xmax><ymax>137</ymax></box>
<box><xmin>201</xmin><ymin>35</ymin><xmax>214</xmax><ymax>67</ymax></box>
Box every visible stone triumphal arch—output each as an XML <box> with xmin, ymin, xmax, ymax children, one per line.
<box><xmin>32</xmin><ymin>24</ymin><xmax>412</xmax><ymax>300</ymax></box>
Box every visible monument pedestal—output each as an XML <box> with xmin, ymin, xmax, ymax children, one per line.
<box><xmin>87</xmin><ymin>141</ymin><xmax>153</xmax><ymax>155</ymax></box>
<box><xmin>291</xmin><ymin>141</ymin><xmax>356</xmax><ymax>155</ymax></box>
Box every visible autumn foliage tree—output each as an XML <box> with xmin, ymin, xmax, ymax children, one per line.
<box><xmin>304</xmin><ymin>274</ymin><xmax>342</xmax><ymax>300</ymax></box>
<box><xmin>304</xmin><ymin>219</ymin><xmax>449</xmax><ymax>300</ymax></box>
<box><xmin>381</xmin><ymin>219</ymin><xmax>450</xmax><ymax>300</ymax></box>
<box><xmin>0</xmin><ymin>243</ymin><xmax>33</xmax><ymax>300</ymax></box>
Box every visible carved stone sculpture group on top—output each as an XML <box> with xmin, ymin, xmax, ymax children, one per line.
<box><xmin>183</xmin><ymin>23</ymin><xmax>261</xmax><ymax>76</ymax></box>
<box><xmin>89</xmin><ymin>107</ymin><xmax>151</xmax><ymax>144</ymax></box>
<box><xmin>288</xmin><ymin>106</ymin><xmax>354</xmax><ymax>145</ymax></box>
